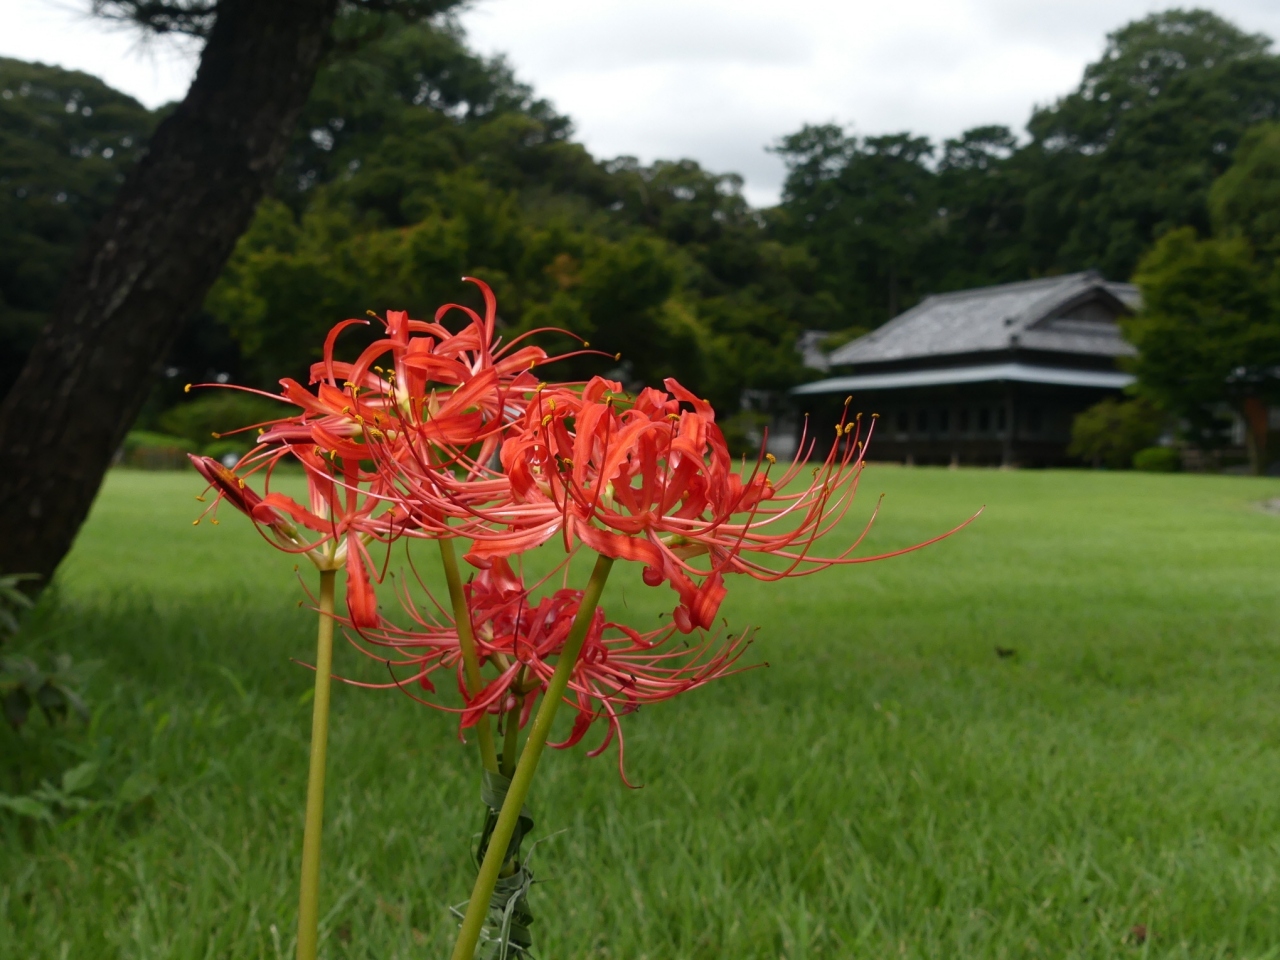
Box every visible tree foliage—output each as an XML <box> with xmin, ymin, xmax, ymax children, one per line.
<box><xmin>1127</xmin><ymin>227</ymin><xmax>1280</xmax><ymax>459</ymax></box>
<box><xmin>772</xmin><ymin>9</ymin><xmax>1280</xmax><ymax>331</ymax></box>
<box><xmin>201</xmin><ymin>20</ymin><xmax>815</xmax><ymax>411</ymax></box>
<box><xmin>0</xmin><ymin>59</ymin><xmax>155</xmax><ymax>390</ymax></box>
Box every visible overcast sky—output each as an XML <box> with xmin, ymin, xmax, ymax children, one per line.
<box><xmin>5</xmin><ymin>0</ymin><xmax>1280</xmax><ymax>205</ymax></box>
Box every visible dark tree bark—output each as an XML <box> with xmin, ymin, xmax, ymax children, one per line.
<box><xmin>0</xmin><ymin>0</ymin><xmax>339</xmax><ymax>584</ymax></box>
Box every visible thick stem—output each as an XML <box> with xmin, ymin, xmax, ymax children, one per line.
<box><xmin>500</xmin><ymin>694</ymin><xmax>523</xmax><ymax>779</ymax></box>
<box><xmin>297</xmin><ymin>569</ymin><xmax>336</xmax><ymax>960</ymax></box>
<box><xmin>439</xmin><ymin>537</ymin><xmax>499</xmax><ymax>773</ymax></box>
<box><xmin>450</xmin><ymin>553</ymin><xmax>615</xmax><ymax>960</ymax></box>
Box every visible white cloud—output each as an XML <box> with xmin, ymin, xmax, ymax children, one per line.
<box><xmin>4</xmin><ymin>0</ymin><xmax>1280</xmax><ymax>206</ymax></box>
<box><xmin>0</xmin><ymin>0</ymin><xmax>197</xmax><ymax>107</ymax></box>
<box><xmin>462</xmin><ymin>0</ymin><xmax>1280</xmax><ymax>204</ymax></box>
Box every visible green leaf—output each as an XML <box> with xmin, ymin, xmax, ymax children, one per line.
<box><xmin>117</xmin><ymin>771</ymin><xmax>159</xmax><ymax>807</ymax></box>
<box><xmin>61</xmin><ymin>761</ymin><xmax>99</xmax><ymax>795</ymax></box>
<box><xmin>2</xmin><ymin>687</ymin><xmax>30</xmax><ymax>731</ymax></box>
<box><xmin>0</xmin><ymin>794</ymin><xmax>54</xmax><ymax>822</ymax></box>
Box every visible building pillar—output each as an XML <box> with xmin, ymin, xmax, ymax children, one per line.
<box><xmin>1001</xmin><ymin>388</ymin><xmax>1015</xmax><ymax>469</ymax></box>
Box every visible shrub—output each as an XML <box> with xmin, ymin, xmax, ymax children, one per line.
<box><xmin>1069</xmin><ymin>397</ymin><xmax>1165</xmax><ymax>469</ymax></box>
<box><xmin>120</xmin><ymin>431</ymin><xmax>195</xmax><ymax>470</ymax></box>
<box><xmin>202</xmin><ymin>438</ymin><xmax>252</xmax><ymax>465</ymax></box>
<box><xmin>1133</xmin><ymin>446</ymin><xmax>1181</xmax><ymax>472</ymax></box>
<box><xmin>158</xmin><ymin>392</ymin><xmax>284</xmax><ymax>449</ymax></box>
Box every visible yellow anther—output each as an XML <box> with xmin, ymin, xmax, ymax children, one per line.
<box><xmin>844</xmin><ymin>396</ymin><xmax>852</xmax><ymax>407</ymax></box>
<box><xmin>871</xmin><ymin>412</ymin><xmax>880</xmax><ymax>419</ymax></box>
<box><xmin>366</xmin><ymin>309</ymin><xmax>378</xmax><ymax>318</ymax></box>
<box><xmin>192</xmin><ymin>519</ymin><xmax>200</xmax><ymax>526</ymax></box>
<box><xmin>257</xmin><ymin>428</ymin><xmax>265</xmax><ymax>436</ymax></box>
<box><xmin>583</xmin><ymin>340</ymin><xmax>590</xmax><ymax>347</ymax></box>
<box><xmin>195</xmin><ymin>495</ymin><xmax>205</xmax><ymax>502</ymax></box>
<box><xmin>765</xmin><ymin>453</ymin><xmax>777</xmax><ymax>464</ymax></box>
<box><xmin>844</xmin><ymin>423</ymin><xmax>855</xmax><ymax>434</ymax></box>
<box><xmin>614</xmin><ymin>352</ymin><xmax>622</xmax><ymax>360</ymax></box>
<box><xmin>542</xmin><ymin>414</ymin><xmax>553</xmax><ymax>426</ymax></box>
<box><xmin>548</xmin><ymin>398</ymin><xmax>556</xmax><ymax>411</ymax></box>
<box><xmin>211</xmin><ymin>431</ymin><xmax>221</xmax><ymax>439</ymax></box>
<box><xmin>210</xmin><ymin>518</ymin><xmax>220</xmax><ymax>525</ymax></box>
<box><xmin>184</xmin><ymin>383</ymin><xmax>192</xmax><ymax>393</ymax></box>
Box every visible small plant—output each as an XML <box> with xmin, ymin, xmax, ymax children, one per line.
<box><xmin>1</xmin><ymin>573</ymin><xmax>91</xmax><ymax>735</ymax></box>
<box><xmin>1133</xmin><ymin>446</ymin><xmax>1181</xmax><ymax>472</ymax></box>
<box><xmin>1</xmin><ymin>652</ymin><xmax>90</xmax><ymax>732</ymax></box>
<box><xmin>0</xmin><ymin>572</ymin><xmax>37</xmax><ymax>641</ymax></box>
<box><xmin>0</xmin><ymin>760</ymin><xmax>98</xmax><ymax>822</ymax></box>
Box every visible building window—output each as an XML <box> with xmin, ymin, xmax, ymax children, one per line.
<box><xmin>916</xmin><ymin>409</ymin><xmax>928</xmax><ymax>433</ymax></box>
<box><xmin>958</xmin><ymin>408</ymin><xmax>970</xmax><ymax>432</ymax></box>
<box><xmin>896</xmin><ymin>410</ymin><xmax>909</xmax><ymax>434</ymax></box>
<box><xmin>938</xmin><ymin>409</ymin><xmax>950</xmax><ymax>434</ymax></box>
<box><xmin>978</xmin><ymin>407</ymin><xmax>991</xmax><ymax>432</ymax></box>
<box><xmin>997</xmin><ymin>407</ymin><xmax>1007</xmax><ymax>432</ymax></box>
<box><xmin>1027</xmin><ymin>406</ymin><xmax>1043</xmax><ymax>433</ymax></box>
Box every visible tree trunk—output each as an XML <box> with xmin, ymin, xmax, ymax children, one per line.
<box><xmin>1242</xmin><ymin>396</ymin><xmax>1269</xmax><ymax>476</ymax></box>
<box><xmin>0</xmin><ymin>0</ymin><xmax>338</xmax><ymax>585</ymax></box>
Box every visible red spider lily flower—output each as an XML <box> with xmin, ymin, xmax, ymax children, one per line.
<box><xmin>340</xmin><ymin>558</ymin><xmax>753</xmax><ymax>783</ymax></box>
<box><xmin>458</xmin><ymin>376</ymin><xmax>974</xmax><ymax>633</ymax></box>
<box><xmin>190</xmin><ymin>452</ymin><xmax>397</xmax><ymax>627</ymax></box>
<box><xmin>188</xmin><ymin>277</ymin><xmax>598</xmax><ymax>621</ymax></box>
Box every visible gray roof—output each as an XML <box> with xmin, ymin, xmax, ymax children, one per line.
<box><xmin>793</xmin><ymin>362</ymin><xmax>1135</xmax><ymax>396</ymax></box>
<box><xmin>825</xmin><ymin>272</ymin><xmax>1139</xmax><ymax>368</ymax></box>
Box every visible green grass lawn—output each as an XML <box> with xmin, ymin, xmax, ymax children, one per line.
<box><xmin>4</xmin><ymin>466</ymin><xmax>1280</xmax><ymax>958</ymax></box>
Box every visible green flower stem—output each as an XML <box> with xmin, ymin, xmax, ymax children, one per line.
<box><xmin>450</xmin><ymin>553</ymin><xmax>615</xmax><ymax>960</ymax></box>
<box><xmin>439</xmin><ymin>537</ymin><xmax>499</xmax><ymax>774</ymax></box>
<box><xmin>500</xmin><ymin>694</ymin><xmax>523</xmax><ymax>779</ymax></box>
<box><xmin>296</xmin><ymin>568</ymin><xmax>336</xmax><ymax>960</ymax></box>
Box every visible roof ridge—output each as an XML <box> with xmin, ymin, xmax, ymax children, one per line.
<box><xmin>920</xmin><ymin>272</ymin><xmax>1096</xmax><ymax>304</ymax></box>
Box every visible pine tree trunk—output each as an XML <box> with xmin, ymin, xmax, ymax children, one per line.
<box><xmin>0</xmin><ymin>0</ymin><xmax>338</xmax><ymax>585</ymax></box>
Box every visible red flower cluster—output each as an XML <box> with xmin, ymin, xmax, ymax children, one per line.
<box><xmin>190</xmin><ymin>278</ymin><xmax>587</xmax><ymax>625</ymax></box>
<box><xmin>344</xmin><ymin>558</ymin><xmax>753</xmax><ymax>782</ymax></box>
<box><xmin>194</xmin><ymin>278</ymin><xmax>967</xmax><ymax>772</ymax></box>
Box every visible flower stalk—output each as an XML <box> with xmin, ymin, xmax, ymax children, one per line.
<box><xmin>450</xmin><ymin>553</ymin><xmax>615</xmax><ymax>960</ymax></box>
<box><xmin>439</xmin><ymin>536</ymin><xmax>500</xmax><ymax>774</ymax></box>
<box><xmin>296</xmin><ymin>568</ymin><xmax>336</xmax><ymax>960</ymax></box>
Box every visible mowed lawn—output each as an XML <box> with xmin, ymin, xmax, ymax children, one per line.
<box><xmin>4</xmin><ymin>466</ymin><xmax>1280</xmax><ymax>959</ymax></box>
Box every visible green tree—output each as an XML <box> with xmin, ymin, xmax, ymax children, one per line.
<box><xmin>771</xmin><ymin>126</ymin><xmax>939</xmax><ymax>329</ymax></box>
<box><xmin>0</xmin><ymin>59</ymin><xmax>154</xmax><ymax>394</ymax></box>
<box><xmin>0</xmin><ymin>0</ymin><xmax>466</xmax><ymax>587</ymax></box>
<box><xmin>1209</xmin><ymin>121</ymin><xmax>1280</xmax><ymax>258</ymax></box>
<box><xmin>1024</xmin><ymin>9</ymin><xmax>1280</xmax><ymax>278</ymax></box>
<box><xmin>1128</xmin><ymin>227</ymin><xmax>1280</xmax><ymax>471</ymax></box>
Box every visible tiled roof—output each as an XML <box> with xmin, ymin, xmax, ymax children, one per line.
<box><xmin>793</xmin><ymin>363</ymin><xmax>1136</xmax><ymax>396</ymax></box>
<box><xmin>825</xmin><ymin>272</ymin><xmax>1138</xmax><ymax>368</ymax></box>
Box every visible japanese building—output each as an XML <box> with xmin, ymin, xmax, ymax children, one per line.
<box><xmin>792</xmin><ymin>272</ymin><xmax>1139</xmax><ymax>466</ymax></box>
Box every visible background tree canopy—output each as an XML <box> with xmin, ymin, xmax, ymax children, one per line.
<box><xmin>5</xmin><ymin>7</ymin><xmax>1280</xmax><ymax>422</ymax></box>
<box><xmin>0</xmin><ymin>58</ymin><xmax>155</xmax><ymax>389</ymax></box>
